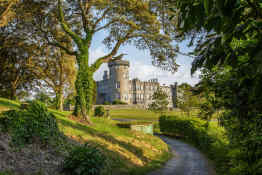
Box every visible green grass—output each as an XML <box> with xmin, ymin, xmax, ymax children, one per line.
<box><xmin>109</xmin><ymin>108</ymin><xmax>199</xmax><ymax>121</ymax></box>
<box><xmin>0</xmin><ymin>98</ymin><xmax>171</xmax><ymax>175</ymax></box>
<box><xmin>0</xmin><ymin>98</ymin><xmax>20</xmax><ymax>112</ymax></box>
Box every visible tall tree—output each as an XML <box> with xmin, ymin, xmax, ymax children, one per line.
<box><xmin>177</xmin><ymin>83</ymin><xmax>199</xmax><ymax>117</ymax></box>
<box><xmin>0</xmin><ymin>32</ymin><xmax>37</xmax><ymax>100</ymax></box>
<box><xmin>30</xmin><ymin>0</ymin><xmax>179</xmax><ymax>122</ymax></box>
<box><xmin>28</xmin><ymin>46</ymin><xmax>77</xmax><ymax>111</ymax></box>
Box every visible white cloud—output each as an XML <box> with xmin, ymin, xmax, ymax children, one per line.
<box><xmin>129</xmin><ymin>61</ymin><xmax>200</xmax><ymax>86</ymax></box>
<box><xmin>90</xmin><ymin>48</ymin><xmax>200</xmax><ymax>86</ymax></box>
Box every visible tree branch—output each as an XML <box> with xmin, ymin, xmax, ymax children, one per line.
<box><xmin>94</xmin><ymin>19</ymin><xmax>118</xmax><ymax>33</ymax></box>
<box><xmin>93</xmin><ymin>8</ymin><xmax>110</xmax><ymax>30</ymax></box>
<box><xmin>58</xmin><ymin>0</ymin><xmax>83</xmax><ymax>47</ymax></box>
<box><xmin>47</xmin><ymin>41</ymin><xmax>77</xmax><ymax>56</ymax></box>
<box><xmin>78</xmin><ymin>0</ymin><xmax>90</xmax><ymax>35</ymax></box>
<box><xmin>0</xmin><ymin>0</ymin><xmax>16</xmax><ymax>27</ymax></box>
<box><xmin>90</xmin><ymin>30</ymin><xmax>134</xmax><ymax>72</ymax></box>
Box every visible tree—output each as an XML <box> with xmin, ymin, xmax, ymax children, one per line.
<box><xmin>29</xmin><ymin>0</ymin><xmax>179</xmax><ymax>122</ymax></box>
<box><xmin>28</xmin><ymin>46</ymin><xmax>77</xmax><ymax>111</ymax></box>
<box><xmin>148</xmin><ymin>87</ymin><xmax>169</xmax><ymax>116</ymax></box>
<box><xmin>34</xmin><ymin>91</ymin><xmax>52</xmax><ymax>106</ymax></box>
<box><xmin>177</xmin><ymin>83</ymin><xmax>199</xmax><ymax>117</ymax></box>
<box><xmin>0</xmin><ymin>27</ymin><xmax>37</xmax><ymax>100</ymax></box>
<box><xmin>170</xmin><ymin>0</ymin><xmax>262</xmax><ymax>174</ymax></box>
<box><xmin>0</xmin><ymin>0</ymin><xmax>18</xmax><ymax>27</ymax></box>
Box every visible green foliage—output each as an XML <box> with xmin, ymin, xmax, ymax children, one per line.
<box><xmin>159</xmin><ymin>116</ymin><xmax>214</xmax><ymax>149</ymax></box>
<box><xmin>62</xmin><ymin>143</ymin><xmax>107</xmax><ymax>175</ymax></box>
<box><xmin>94</xmin><ymin>106</ymin><xmax>105</xmax><ymax>117</ymax></box>
<box><xmin>148</xmin><ymin>87</ymin><xmax>169</xmax><ymax>115</ymax></box>
<box><xmin>112</xmin><ymin>100</ymin><xmax>127</xmax><ymax>105</ymax></box>
<box><xmin>171</xmin><ymin>0</ymin><xmax>262</xmax><ymax>174</ymax></box>
<box><xmin>0</xmin><ymin>171</ymin><xmax>13</xmax><ymax>175</ymax></box>
<box><xmin>177</xmin><ymin>83</ymin><xmax>200</xmax><ymax>117</ymax></box>
<box><xmin>104</xmin><ymin>101</ymin><xmax>111</xmax><ymax>105</ymax></box>
<box><xmin>35</xmin><ymin>92</ymin><xmax>52</xmax><ymax>106</ymax></box>
<box><xmin>0</xmin><ymin>100</ymin><xmax>62</xmax><ymax>147</ymax></box>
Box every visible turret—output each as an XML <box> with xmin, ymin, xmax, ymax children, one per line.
<box><xmin>108</xmin><ymin>59</ymin><xmax>130</xmax><ymax>103</ymax></box>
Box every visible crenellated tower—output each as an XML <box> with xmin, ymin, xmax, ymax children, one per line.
<box><xmin>108</xmin><ymin>59</ymin><xmax>130</xmax><ymax>103</ymax></box>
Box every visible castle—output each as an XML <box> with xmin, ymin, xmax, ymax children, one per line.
<box><xmin>96</xmin><ymin>59</ymin><xmax>177</xmax><ymax>108</ymax></box>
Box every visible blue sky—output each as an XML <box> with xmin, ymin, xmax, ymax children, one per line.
<box><xmin>89</xmin><ymin>31</ymin><xmax>200</xmax><ymax>86</ymax></box>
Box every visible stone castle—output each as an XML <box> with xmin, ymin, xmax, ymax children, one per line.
<box><xmin>96</xmin><ymin>59</ymin><xmax>177</xmax><ymax>108</ymax></box>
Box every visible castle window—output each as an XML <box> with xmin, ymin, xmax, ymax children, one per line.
<box><xmin>116</xmin><ymin>81</ymin><xmax>120</xmax><ymax>88</ymax></box>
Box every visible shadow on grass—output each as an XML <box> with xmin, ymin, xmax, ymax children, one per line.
<box><xmin>0</xmin><ymin>98</ymin><xmax>20</xmax><ymax>109</ymax></box>
<box><xmin>58</xmin><ymin>117</ymin><xmax>150</xmax><ymax>165</ymax></box>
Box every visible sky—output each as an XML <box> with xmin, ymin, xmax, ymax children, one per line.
<box><xmin>89</xmin><ymin>31</ymin><xmax>200</xmax><ymax>86</ymax></box>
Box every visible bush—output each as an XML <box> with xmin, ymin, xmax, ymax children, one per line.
<box><xmin>94</xmin><ymin>106</ymin><xmax>105</xmax><ymax>117</ymax></box>
<box><xmin>0</xmin><ymin>101</ymin><xmax>62</xmax><ymax>147</ymax></box>
<box><xmin>104</xmin><ymin>101</ymin><xmax>110</xmax><ymax>105</ymax></box>
<box><xmin>112</xmin><ymin>100</ymin><xmax>127</xmax><ymax>105</ymax></box>
<box><xmin>159</xmin><ymin>115</ymin><xmax>214</xmax><ymax>149</ymax></box>
<box><xmin>62</xmin><ymin>143</ymin><xmax>107</xmax><ymax>175</ymax></box>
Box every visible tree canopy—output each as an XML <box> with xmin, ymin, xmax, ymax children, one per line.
<box><xmin>148</xmin><ymin>87</ymin><xmax>169</xmax><ymax>115</ymax></box>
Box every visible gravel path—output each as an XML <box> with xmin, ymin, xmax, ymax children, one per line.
<box><xmin>148</xmin><ymin>135</ymin><xmax>216</xmax><ymax>175</ymax></box>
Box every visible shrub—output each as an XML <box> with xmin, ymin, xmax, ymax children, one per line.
<box><xmin>159</xmin><ymin>115</ymin><xmax>214</xmax><ymax>149</ymax></box>
<box><xmin>0</xmin><ymin>101</ymin><xmax>62</xmax><ymax>147</ymax></box>
<box><xmin>112</xmin><ymin>100</ymin><xmax>127</xmax><ymax>105</ymax></box>
<box><xmin>94</xmin><ymin>106</ymin><xmax>105</xmax><ymax>117</ymax></box>
<box><xmin>62</xmin><ymin>143</ymin><xmax>107</xmax><ymax>175</ymax></box>
<box><xmin>104</xmin><ymin>101</ymin><xmax>110</xmax><ymax>105</ymax></box>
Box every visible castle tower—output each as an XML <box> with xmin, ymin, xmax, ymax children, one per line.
<box><xmin>108</xmin><ymin>59</ymin><xmax>130</xmax><ymax>103</ymax></box>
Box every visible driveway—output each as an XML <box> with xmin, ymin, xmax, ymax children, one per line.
<box><xmin>148</xmin><ymin>135</ymin><xmax>216</xmax><ymax>175</ymax></box>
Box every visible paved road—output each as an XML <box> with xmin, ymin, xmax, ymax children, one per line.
<box><xmin>148</xmin><ymin>135</ymin><xmax>216</xmax><ymax>175</ymax></box>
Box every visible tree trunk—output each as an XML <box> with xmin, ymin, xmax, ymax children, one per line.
<box><xmin>10</xmin><ymin>84</ymin><xmax>17</xmax><ymax>100</ymax></box>
<box><xmin>56</xmin><ymin>89</ymin><xmax>64</xmax><ymax>111</ymax></box>
<box><xmin>73</xmin><ymin>52</ymin><xmax>94</xmax><ymax>124</ymax></box>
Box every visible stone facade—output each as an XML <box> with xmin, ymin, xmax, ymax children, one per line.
<box><xmin>96</xmin><ymin>59</ymin><xmax>177</xmax><ymax>108</ymax></box>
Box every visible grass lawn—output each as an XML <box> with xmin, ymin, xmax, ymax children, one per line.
<box><xmin>0</xmin><ymin>98</ymin><xmax>171</xmax><ymax>175</ymax></box>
